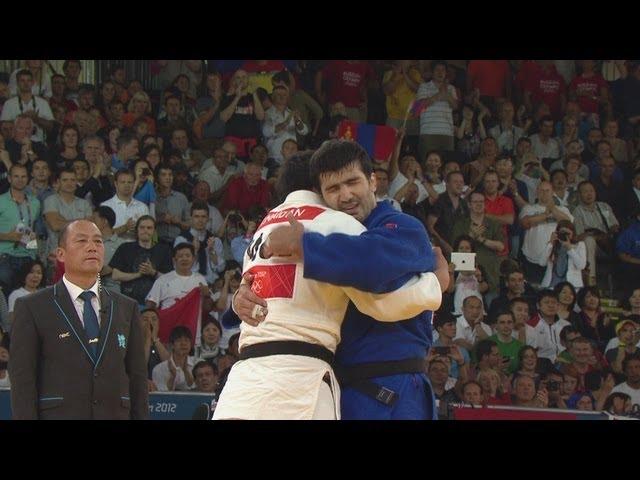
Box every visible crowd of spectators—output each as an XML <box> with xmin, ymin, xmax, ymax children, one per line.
<box><xmin>1</xmin><ymin>59</ymin><xmax>640</xmax><ymax>419</ymax></box>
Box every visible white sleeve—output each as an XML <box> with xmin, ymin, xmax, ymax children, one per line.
<box><xmin>538</xmin><ymin>241</ymin><xmax>553</xmax><ymax>265</ymax></box>
<box><xmin>152</xmin><ymin>363</ymin><xmax>169</xmax><ymax>392</ymax></box>
<box><xmin>341</xmin><ymin>272</ymin><xmax>442</xmax><ymax>322</ymax></box>
<box><xmin>558</xmin><ymin>206</ymin><xmax>574</xmax><ymax>222</ymax></box>
<box><xmin>568</xmin><ymin>242</ymin><xmax>587</xmax><ymax>270</ymax></box>
<box><xmin>8</xmin><ymin>69</ymin><xmax>18</xmax><ymax>96</ymax></box>
<box><xmin>213</xmin><ymin>238</ymin><xmax>225</xmax><ymax>272</ymax></box>
<box><xmin>145</xmin><ymin>277</ymin><xmax>163</xmax><ymax>306</ymax></box>
<box><xmin>8</xmin><ymin>291</ymin><xmax>18</xmax><ymax>313</ymax></box>
<box><xmin>37</xmin><ymin>98</ymin><xmax>54</xmax><ymax>121</ymax></box>
<box><xmin>262</xmin><ymin>110</ymin><xmax>276</xmax><ymax>138</ymax></box>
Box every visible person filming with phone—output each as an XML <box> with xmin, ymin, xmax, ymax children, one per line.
<box><xmin>430</xmin><ymin>312</ymin><xmax>470</xmax><ymax>383</ymax></box>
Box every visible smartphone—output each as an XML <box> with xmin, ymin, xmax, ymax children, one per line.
<box><xmin>433</xmin><ymin>346</ymin><xmax>450</xmax><ymax>356</ymax></box>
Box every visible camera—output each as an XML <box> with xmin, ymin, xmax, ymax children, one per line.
<box><xmin>547</xmin><ymin>380</ymin><xmax>560</xmax><ymax>391</ymax></box>
<box><xmin>558</xmin><ymin>231</ymin><xmax>570</xmax><ymax>242</ymax></box>
<box><xmin>141</xmin><ymin>168</ymin><xmax>151</xmax><ymax>176</ymax></box>
<box><xmin>233</xmin><ymin>270</ymin><xmax>242</xmax><ymax>282</ymax></box>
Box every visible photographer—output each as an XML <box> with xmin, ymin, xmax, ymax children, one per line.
<box><xmin>539</xmin><ymin>369</ymin><xmax>567</xmax><ymax>409</ymax></box>
<box><xmin>539</xmin><ymin>220</ymin><xmax>586</xmax><ymax>289</ymax></box>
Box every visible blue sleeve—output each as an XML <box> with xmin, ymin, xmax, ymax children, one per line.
<box><xmin>220</xmin><ymin>307</ymin><xmax>241</xmax><ymax>329</ymax></box>
<box><xmin>616</xmin><ymin>228</ymin><xmax>635</xmax><ymax>256</ymax></box>
<box><xmin>302</xmin><ymin>213</ymin><xmax>434</xmax><ymax>293</ymax></box>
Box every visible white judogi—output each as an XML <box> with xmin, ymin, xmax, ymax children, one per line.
<box><xmin>212</xmin><ymin>190</ymin><xmax>443</xmax><ymax>420</ymax></box>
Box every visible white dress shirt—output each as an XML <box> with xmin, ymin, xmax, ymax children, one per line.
<box><xmin>101</xmin><ymin>194</ymin><xmax>150</xmax><ymax>236</ymax></box>
<box><xmin>62</xmin><ymin>274</ymin><xmax>101</xmax><ymax>327</ymax></box>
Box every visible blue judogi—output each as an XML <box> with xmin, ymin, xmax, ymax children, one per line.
<box><xmin>303</xmin><ymin>201</ymin><xmax>437</xmax><ymax>419</ymax></box>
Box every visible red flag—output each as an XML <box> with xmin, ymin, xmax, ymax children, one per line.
<box><xmin>157</xmin><ymin>287</ymin><xmax>202</xmax><ymax>344</ymax></box>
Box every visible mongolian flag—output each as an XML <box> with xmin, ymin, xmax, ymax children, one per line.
<box><xmin>408</xmin><ymin>98</ymin><xmax>429</xmax><ymax>117</ymax></box>
<box><xmin>157</xmin><ymin>287</ymin><xmax>202</xmax><ymax>345</ymax></box>
<box><xmin>337</xmin><ymin>120</ymin><xmax>397</xmax><ymax>161</ymax></box>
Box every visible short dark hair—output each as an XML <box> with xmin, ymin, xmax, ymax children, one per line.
<box><xmin>16</xmin><ymin>69</ymin><xmax>33</xmax><ymax>80</ymax></box>
<box><xmin>558</xmin><ymin>325</ymin><xmax>579</xmax><ymax>344</ymax></box>
<box><xmin>461</xmin><ymin>380</ymin><xmax>483</xmax><ymax>396</ymax></box>
<box><xmin>72</xmin><ymin>157</ymin><xmax>91</xmax><ymax>170</ymax></box>
<box><xmin>63</xmin><ymin>60</ymin><xmax>82</xmax><ymax>72</ymax></box>
<box><xmin>577</xmin><ymin>180</ymin><xmax>595</xmax><ymax>193</ymax></box>
<box><xmin>169</xmin><ymin>326</ymin><xmax>193</xmax><ymax>344</ymax></box>
<box><xmin>517</xmin><ymin>137</ymin><xmax>532</xmax><ymax>146</ymax></box>
<box><xmin>8</xmin><ymin>163</ymin><xmax>28</xmax><ymax>176</ymax></box>
<box><xmin>114</xmin><ymin>168</ymin><xmax>134</xmax><ymax>182</ymax></box>
<box><xmin>550</xmin><ymin>169</ymin><xmax>567</xmax><ymax>180</ymax></box>
<box><xmin>538</xmin><ymin>289</ymin><xmax>558</xmax><ymax>304</ymax></box>
<box><xmin>164</xmin><ymin>94</ymin><xmax>180</xmax><ymax>106</ymax></box>
<box><xmin>95</xmin><ymin>206</ymin><xmax>116</xmax><ymax>229</ymax></box>
<box><xmin>508</xmin><ymin>296</ymin><xmax>529</xmax><ymax>310</ymax></box>
<box><xmin>476</xmin><ymin>339</ymin><xmax>497</xmax><ymax>362</ymax></box>
<box><xmin>491</xmin><ymin>309</ymin><xmax>515</xmax><ymax>325</ymax></box>
<box><xmin>275</xmin><ymin>151</ymin><xmax>315</xmax><ymax>202</ymax></box>
<box><xmin>309</xmin><ymin>139</ymin><xmax>372</xmax><ymax>192</ymax></box>
<box><xmin>431</xmin><ymin>60</ymin><xmax>448</xmax><ymax>70</ymax></box>
<box><xmin>193</xmin><ymin>360</ymin><xmax>218</xmax><ymax>377</ymax></box>
<box><xmin>623</xmin><ymin>353</ymin><xmax>640</xmax><ymax>374</ymax></box>
<box><xmin>446</xmin><ymin>170</ymin><xmax>464</xmax><ymax>183</ymax></box>
<box><xmin>135</xmin><ymin>215</ymin><xmax>156</xmax><ymax>232</ymax></box>
<box><xmin>190</xmin><ymin>200</ymin><xmax>209</xmax><ymax>216</ymax></box>
<box><xmin>59</xmin><ymin>167</ymin><xmax>76</xmax><ymax>178</ymax></box>
<box><xmin>433</xmin><ymin>312</ymin><xmax>457</xmax><ymax>331</ymax></box>
<box><xmin>173</xmin><ymin>242</ymin><xmax>195</xmax><ymax>257</ymax></box>
<box><xmin>272</xmin><ymin>70</ymin><xmax>291</xmax><ymax>86</ymax></box>
<box><xmin>116</xmin><ymin>133</ymin><xmax>137</xmax><ymax>151</ymax></box>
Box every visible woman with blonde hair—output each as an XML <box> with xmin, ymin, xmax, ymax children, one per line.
<box><xmin>123</xmin><ymin>91</ymin><xmax>156</xmax><ymax>134</ymax></box>
<box><xmin>477</xmin><ymin>369</ymin><xmax>510</xmax><ymax>405</ymax></box>
<box><xmin>559</xmin><ymin>114</ymin><xmax>584</xmax><ymax>157</ymax></box>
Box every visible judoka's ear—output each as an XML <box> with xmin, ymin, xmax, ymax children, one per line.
<box><xmin>369</xmin><ymin>172</ymin><xmax>378</xmax><ymax>192</ymax></box>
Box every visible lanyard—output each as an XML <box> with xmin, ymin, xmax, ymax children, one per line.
<box><xmin>11</xmin><ymin>191</ymin><xmax>32</xmax><ymax>227</ymax></box>
<box><xmin>17</xmin><ymin>95</ymin><xmax>37</xmax><ymax>114</ymax></box>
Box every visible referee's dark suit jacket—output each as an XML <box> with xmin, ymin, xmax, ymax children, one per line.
<box><xmin>9</xmin><ymin>280</ymin><xmax>149</xmax><ymax>420</ymax></box>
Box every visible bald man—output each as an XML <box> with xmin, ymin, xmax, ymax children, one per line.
<box><xmin>9</xmin><ymin>219</ymin><xmax>148</xmax><ymax>419</ymax></box>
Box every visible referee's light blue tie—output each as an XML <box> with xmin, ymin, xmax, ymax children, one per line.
<box><xmin>79</xmin><ymin>291</ymin><xmax>100</xmax><ymax>360</ymax></box>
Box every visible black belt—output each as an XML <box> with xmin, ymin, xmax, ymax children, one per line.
<box><xmin>239</xmin><ymin>341</ymin><xmax>335</xmax><ymax>366</ymax></box>
<box><xmin>336</xmin><ymin>358</ymin><xmax>426</xmax><ymax>406</ymax></box>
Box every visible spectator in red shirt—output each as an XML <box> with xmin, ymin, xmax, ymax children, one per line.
<box><xmin>481</xmin><ymin>170</ymin><xmax>515</xmax><ymax>257</ymax></box>
<box><xmin>315</xmin><ymin>60</ymin><xmax>374</xmax><ymax>122</ymax></box>
<box><xmin>524</xmin><ymin>61</ymin><xmax>567</xmax><ymax>121</ymax></box>
<box><xmin>569</xmin><ymin>60</ymin><xmax>610</xmax><ymax>117</ymax></box>
<box><xmin>222</xmin><ymin>162</ymin><xmax>270</xmax><ymax>215</ymax></box>
<box><xmin>466</xmin><ymin>60</ymin><xmax>512</xmax><ymax>114</ymax></box>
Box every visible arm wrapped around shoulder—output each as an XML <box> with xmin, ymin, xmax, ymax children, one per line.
<box><xmin>342</xmin><ymin>272</ymin><xmax>442</xmax><ymax>322</ymax></box>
